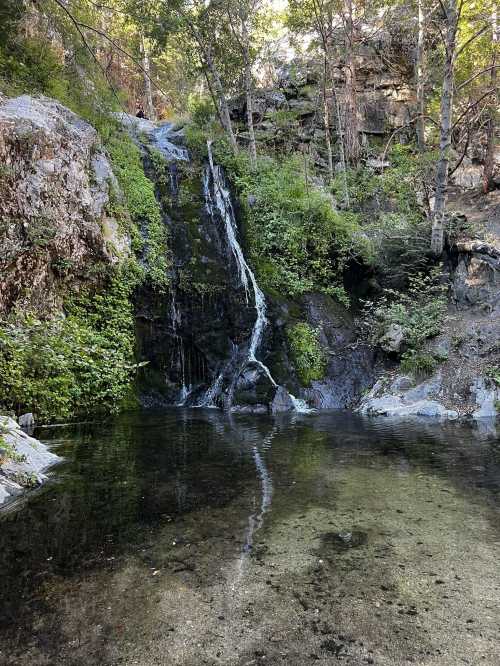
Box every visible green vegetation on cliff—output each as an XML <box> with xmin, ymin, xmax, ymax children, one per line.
<box><xmin>0</xmin><ymin>263</ymin><xmax>141</xmax><ymax>421</ymax></box>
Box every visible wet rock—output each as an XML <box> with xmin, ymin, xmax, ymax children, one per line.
<box><xmin>270</xmin><ymin>386</ymin><xmax>295</xmax><ymax>413</ymax></box>
<box><xmin>0</xmin><ymin>416</ymin><xmax>59</xmax><ymax>505</ymax></box>
<box><xmin>471</xmin><ymin>377</ymin><xmax>499</xmax><ymax>419</ymax></box>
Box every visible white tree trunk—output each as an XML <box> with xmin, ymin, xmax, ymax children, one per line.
<box><xmin>241</xmin><ymin>16</ymin><xmax>257</xmax><ymax>165</ymax></box>
<box><xmin>430</xmin><ymin>0</ymin><xmax>458</xmax><ymax>257</ymax></box>
<box><xmin>141</xmin><ymin>36</ymin><xmax>156</xmax><ymax>121</ymax></box>
<box><xmin>483</xmin><ymin>8</ymin><xmax>498</xmax><ymax>192</ymax></box>
<box><xmin>416</xmin><ymin>0</ymin><xmax>426</xmax><ymax>151</ymax></box>
<box><xmin>343</xmin><ymin>0</ymin><xmax>360</xmax><ymax>166</ymax></box>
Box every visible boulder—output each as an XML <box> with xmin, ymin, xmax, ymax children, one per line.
<box><xmin>380</xmin><ymin>323</ymin><xmax>404</xmax><ymax>353</ymax></box>
<box><xmin>0</xmin><ymin>95</ymin><xmax>130</xmax><ymax>316</ymax></box>
<box><xmin>0</xmin><ymin>415</ymin><xmax>60</xmax><ymax>505</ymax></box>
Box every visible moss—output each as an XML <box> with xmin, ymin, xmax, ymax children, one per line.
<box><xmin>287</xmin><ymin>322</ymin><xmax>327</xmax><ymax>386</ymax></box>
<box><xmin>106</xmin><ymin>133</ymin><xmax>170</xmax><ymax>293</ymax></box>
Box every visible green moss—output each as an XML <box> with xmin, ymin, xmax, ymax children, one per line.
<box><xmin>106</xmin><ymin>133</ymin><xmax>170</xmax><ymax>292</ymax></box>
<box><xmin>287</xmin><ymin>322</ymin><xmax>327</xmax><ymax>386</ymax></box>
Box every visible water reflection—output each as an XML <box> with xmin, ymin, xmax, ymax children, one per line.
<box><xmin>0</xmin><ymin>408</ymin><xmax>499</xmax><ymax>664</ymax></box>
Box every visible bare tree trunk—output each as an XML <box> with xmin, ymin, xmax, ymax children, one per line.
<box><xmin>241</xmin><ymin>14</ymin><xmax>257</xmax><ymax>166</ymax></box>
<box><xmin>483</xmin><ymin>8</ymin><xmax>498</xmax><ymax>193</ymax></box>
<box><xmin>204</xmin><ymin>47</ymin><xmax>238</xmax><ymax>153</ymax></box>
<box><xmin>430</xmin><ymin>0</ymin><xmax>458</xmax><ymax>257</ymax></box>
<box><xmin>342</xmin><ymin>0</ymin><xmax>360</xmax><ymax>166</ymax></box>
<box><xmin>141</xmin><ymin>35</ymin><xmax>156</xmax><ymax>121</ymax></box>
<box><xmin>416</xmin><ymin>0</ymin><xmax>426</xmax><ymax>151</ymax></box>
<box><xmin>323</xmin><ymin>54</ymin><xmax>334</xmax><ymax>182</ymax></box>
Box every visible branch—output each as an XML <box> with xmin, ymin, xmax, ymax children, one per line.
<box><xmin>47</xmin><ymin>0</ymin><xmax>125</xmax><ymax>112</ymax></box>
<box><xmin>456</xmin><ymin>64</ymin><xmax>499</xmax><ymax>92</ymax></box>
<box><xmin>452</xmin><ymin>89</ymin><xmax>495</xmax><ymax>129</ymax></box>
<box><xmin>456</xmin><ymin>24</ymin><xmax>489</xmax><ymax>58</ymax></box>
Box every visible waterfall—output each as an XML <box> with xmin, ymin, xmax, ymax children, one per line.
<box><xmin>152</xmin><ymin>123</ymin><xmax>189</xmax><ymax>162</ymax></box>
<box><xmin>202</xmin><ymin>142</ymin><xmax>311</xmax><ymax>413</ymax></box>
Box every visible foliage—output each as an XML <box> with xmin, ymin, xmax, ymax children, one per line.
<box><xmin>106</xmin><ymin>132</ymin><xmax>170</xmax><ymax>292</ymax></box>
<box><xmin>215</xmin><ymin>143</ymin><xmax>366</xmax><ymax>304</ymax></box>
<box><xmin>486</xmin><ymin>366</ymin><xmax>500</xmax><ymax>386</ymax></box>
<box><xmin>0</xmin><ymin>263</ymin><xmax>141</xmax><ymax>422</ymax></box>
<box><xmin>362</xmin><ymin>269</ymin><xmax>447</xmax><ymax>367</ymax></box>
<box><xmin>0</xmin><ymin>435</ymin><xmax>26</xmax><ymax>465</ymax></box>
<box><xmin>287</xmin><ymin>322</ymin><xmax>327</xmax><ymax>386</ymax></box>
<box><xmin>331</xmin><ymin>145</ymin><xmax>438</xmax><ymax>284</ymax></box>
<box><xmin>400</xmin><ymin>351</ymin><xmax>439</xmax><ymax>378</ymax></box>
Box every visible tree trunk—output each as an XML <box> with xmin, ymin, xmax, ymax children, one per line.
<box><xmin>141</xmin><ymin>35</ymin><xmax>156</xmax><ymax>121</ymax></box>
<box><xmin>241</xmin><ymin>16</ymin><xmax>257</xmax><ymax>166</ymax></box>
<box><xmin>323</xmin><ymin>54</ymin><xmax>334</xmax><ymax>182</ymax></box>
<box><xmin>483</xmin><ymin>8</ymin><xmax>498</xmax><ymax>193</ymax></box>
<box><xmin>342</xmin><ymin>0</ymin><xmax>360</xmax><ymax>166</ymax></box>
<box><xmin>430</xmin><ymin>0</ymin><xmax>458</xmax><ymax>257</ymax></box>
<box><xmin>416</xmin><ymin>0</ymin><xmax>426</xmax><ymax>151</ymax></box>
<box><xmin>204</xmin><ymin>46</ymin><xmax>238</xmax><ymax>153</ymax></box>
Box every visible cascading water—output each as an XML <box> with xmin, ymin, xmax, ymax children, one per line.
<box><xmin>202</xmin><ymin>141</ymin><xmax>311</xmax><ymax>413</ymax></box>
<box><xmin>152</xmin><ymin>123</ymin><xmax>189</xmax><ymax>162</ymax></box>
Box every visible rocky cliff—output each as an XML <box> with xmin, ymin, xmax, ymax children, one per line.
<box><xmin>0</xmin><ymin>95</ymin><xmax>129</xmax><ymax>316</ymax></box>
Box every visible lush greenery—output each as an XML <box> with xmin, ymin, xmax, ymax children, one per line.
<box><xmin>0</xmin><ymin>263</ymin><xmax>141</xmax><ymax>421</ymax></box>
<box><xmin>287</xmin><ymin>322</ymin><xmax>327</xmax><ymax>386</ymax></box>
<box><xmin>363</xmin><ymin>270</ymin><xmax>448</xmax><ymax>376</ymax></box>
<box><xmin>215</xmin><ymin>144</ymin><xmax>366</xmax><ymax>305</ymax></box>
<box><xmin>106</xmin><ymin>133</ymin><xmax>170</xmax><ymax>292</ymax></box>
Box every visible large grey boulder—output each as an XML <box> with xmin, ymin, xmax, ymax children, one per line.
<box><xmin>0</xmin><ymin>95</ymin><xmax>130</xmax><ymax>315</ymax></box>
<box><xmin>0</xmin><ymin>416</ymin><xmax>60</xmax><ymax>506</ymax></box>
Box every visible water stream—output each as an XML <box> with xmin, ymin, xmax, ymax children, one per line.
<box><xmin>202</xmin><ymin>141</ymin><xmax>309</xmax><ymax>412</ymax></box>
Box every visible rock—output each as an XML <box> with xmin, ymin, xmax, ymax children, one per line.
<box><xmin>0</xmin><ymin>415</ymin><xmax>60</xmax><ymax>505</ymax></box>
<box><xmin>390</xmin><ymin>376</ymin><xmax>414</xmax><ymax>392</ymax></box>
<box><xmin>360</xmin><ymin>395</ymin><xmax>458</xmax><ymax>419</ymax></box>
<box><xmin>270</xmin><ymin>386</ymin><xmax>295</xmax><ymax>413</ymax></box>
<box><xmin>380</xmin><ymin>323</ymin><xmax>404</xmax><ymax>353</ymax></box>
<box><xmin>0</xmin><ymin>95</ymin><xmax>130</xmax><ymax>315</ymax></box>
<box><xmin>18</xmin><ymin>413</ymin><xmax>35</xmax><ymax>431</ymax></box>
<box><xmin>471</xmin><ymin>378</ymin><xmax>499</xmax><ymax>419</ymax></box>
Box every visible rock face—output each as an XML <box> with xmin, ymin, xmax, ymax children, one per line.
<box><xmin>0</xmin><ymin>94</ymin><xmax>129</xmax><ymax>315</ymax></box>
<box><xmin>0</xmin><ymin>416</ymin><xmax>59</xmax><ymax>506</ymax></box>
<box><xmin>230</xmin><ymin>49</ymin><xmax>415</xmax><ymax>171</ymax></box>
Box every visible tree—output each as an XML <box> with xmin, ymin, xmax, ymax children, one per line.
<box><xmin>430</xmin><ymin>0</ymin><xmax>459</xmax><ymax>257</ymax></box>
<box><xmin>483</xmin><ymin>7</ymin><xmax>498</xmax><ymax>192</ymax></box>
<box><xmin>224</xmin><ymin>0</ymin><xmax>263</xmax><ymax>165</ymax></box>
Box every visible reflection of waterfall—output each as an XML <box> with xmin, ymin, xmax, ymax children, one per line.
<box><xmin>200</xmin><ymin>142</ymin><xmax>310</xmax><ymax>412</ymax></box>
<box><xmin>233</xmin><ymin>427</ymin><xmax>276</xmax><ymax>589</ymax></box>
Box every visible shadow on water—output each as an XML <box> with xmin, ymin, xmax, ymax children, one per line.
<box><xmin>0</xmin><ymin>408</ymin><xmax>499</xmax><ymax>664</ymax></box>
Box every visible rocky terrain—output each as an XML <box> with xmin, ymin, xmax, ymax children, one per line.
<box><xmin>0</xmin><ymin>94</ymin><xmax>130</xmax><ymax>316</ymax></box>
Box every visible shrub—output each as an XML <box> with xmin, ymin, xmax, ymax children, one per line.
<box><xmin>215</xmin><ymin>144</ymin><xmax>366</xmax><ymax>304</ymax></box>
<box><xmin>0</xmin><ymin>263</ymin><xmax>141</xmax><ymax>422</ymax></box>
<box><xmin>362</xmin><ymin>269</ymin><xmax>447</xmax><ymax>360</ymax></box>
<box><xmin>400</xmin><ymin>351</ymin><xmax>439</xmax><ymax>378</ymax></box>
<box><xmin>287</xmin><ymin>322</ymin><xmax>327</xmax><ymax>386</ymax></box>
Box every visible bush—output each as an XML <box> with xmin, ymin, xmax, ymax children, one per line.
<box><xmin>362</xmin><ymin>269</ymin><xmax>447</xmax><ymax>359</ymax></box>
<box><xmin>215</xmin><ymin>144</ymin><xmax>366</xmax><ymax>304</ymax></box>
<box><xmin>287</xmin><ymin>322</ymin><xmax>326</xmax><ymax>386</ymax></box>
<box><xmin>0</xmin><ymin>263</ymin><xmax>141</xmax><ymax>422</ymax></box>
